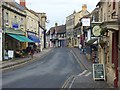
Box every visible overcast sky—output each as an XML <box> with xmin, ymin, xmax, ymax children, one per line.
<box><xmin>15</xmin><ymin>0</ymin><xmax>100</xmax><ymax>30</ymax></box>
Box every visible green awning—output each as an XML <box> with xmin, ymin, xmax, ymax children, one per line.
<box><xmin>8</xmin><ymin>34</ymin><xmax>33</xmax><ymax>42</ymax></box>
<box><xmin>86</xmin><ymin>38</ymin><xmax>98</xmax><ymax>46</ymax></box>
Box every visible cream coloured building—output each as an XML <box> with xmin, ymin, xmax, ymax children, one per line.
<box><xmin>2</xmin><ymin>2</ymin><xmax>26</xmax><ymax>50</ymax></box>
<box><xmin>1</xmin><ymin>1</ymin><xmax>35</xmax><ymax>60</ymax></box>
<box><xmin>97</xmin><ymin>0</ymin><xmax>119</xmax><ymax>87</ymax></box>
<box><xmin>66</xmin><ymin>4</ymin><xmax>89</xmax><ymax>47</ymax></box>
<box><xmin>26</xmin><ymin>9</ymin><xmax>39</xmax><ymax>35</ymax></box>
<box><xmin>37</xmin><ymin>13</ymin><xmax>47</xmax><ymax>51</ymax></box>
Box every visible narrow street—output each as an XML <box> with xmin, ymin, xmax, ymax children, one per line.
<box><xmin>2</xmin><ymin>48</ymin><xmax>84</xmax><ymax>88</ymax></box>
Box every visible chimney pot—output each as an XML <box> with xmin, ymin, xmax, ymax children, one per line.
<box><xmin>20</xmin><ymin>0</ymin><xmax>26</xmax><ymax>7</ymax></box>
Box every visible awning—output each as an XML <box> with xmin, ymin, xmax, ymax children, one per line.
<box><xmin>8</xmin><ymin>34</ymin><xmax>33</xmax><ymax>42</ymax></box>
<box><xmin>85</xmin><ymin>38</ymin><xmax>98</xmax><ymax>46</ymax></box>
<box><xmin>28</xmin><ymin>35</ymin><xmax>40</xmax><ymax>43</ymax></box>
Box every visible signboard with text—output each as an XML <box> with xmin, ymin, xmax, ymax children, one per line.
<box><xmin>12</xmin><ymin>24</ymin><xmax>19</xmax><ymax>28</ymax></box>
<box><xmin>82</xmin><ymin>18</ymin><xmax>90</xmax><ymax>26</ymax></box>
<box><xmin>93</xmin><ymin>64</ymin><xmax>105</xmax><ymax>80</ymax></box>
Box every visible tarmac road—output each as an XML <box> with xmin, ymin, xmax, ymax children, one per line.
<box><xmin>2</xmin><ymin>47</ymin><xmax>83</xmax><ymax>88</ymax></box>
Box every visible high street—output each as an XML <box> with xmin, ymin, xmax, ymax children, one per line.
<box><xmin>2</xmin><ymin>48</ymin><xmax>84</xmax><ymax>88</ymax></box>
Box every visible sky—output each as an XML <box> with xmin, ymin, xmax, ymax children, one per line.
<box><xmin>15</xmin><ymin>0</ymin><xmax>100</xmax><ymax>30</ymax></box>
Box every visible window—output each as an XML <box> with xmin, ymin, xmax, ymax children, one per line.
<box><xmin>6</xmin><ymin>12</ymin><xmax>9</xmax><ymax>23</ymax></box>
<box><xmin>14</xmin><ymin>16</ymin><xmax>17</xmax><ymax>23</ymax></box>
<box><xmin>113</xmin><ymin>0</ymin><xmax>116</xmax><ymax>10</ymax></box>
<box><xmin>20</xmin><ymin>18</ymin><xmax>24</xmax><ymax>29</ymax></box>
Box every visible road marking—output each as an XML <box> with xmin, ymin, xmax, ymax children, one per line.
<box><xmin>78</xmin><ymin>70</ymin><xmax>87</xmax><ymax>76</ymax></box>
<box><xmin>61</xmin><ymin>75</ymin><xmax>73</xmax><ymax>88</ymax></box>
<box><xmin>69</xmin><ymin>76</ymin><xmax>76</xmax><ymax>89</ymax></box>
<box><xmin>85</xmin><ymin>72</ymin><xmax>92</xmax><ymax>76</ymax></box>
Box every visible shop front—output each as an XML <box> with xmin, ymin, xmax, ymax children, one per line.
<box><xmin>4</xmin><ymin>28</ymin><xmax>33</xmax><ymax>60</ymax></box>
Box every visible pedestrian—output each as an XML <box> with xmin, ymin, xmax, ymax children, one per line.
<box><xmin>30</xmin><ymin>48</ymin><xmax>34</xmax><ymax>58</ymax></box>
<box><xmin>79</xmin><ymin>43</ymin><xmax>82</xmax><ymax>53</ymax></box>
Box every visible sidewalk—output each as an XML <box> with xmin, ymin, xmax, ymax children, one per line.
<box><xmin>0</xmin><ymin>48</ymin><xmax>53</xmax><ymax>70</ymax></box>
<box><xmin>69</xmin><ymin>48</ymin><xmax>114</xmax><ymax>89</ymax></box>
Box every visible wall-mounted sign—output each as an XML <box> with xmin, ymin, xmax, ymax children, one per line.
<box><xmin>92</xmin><ymin>26</ymin><xmax>101</xmax><ymax>37</ymax></box>
<box><xmin>93</xmin><ymin>64</ymin><xmax>105</xmax><ymax>80</ymax></box>
<box><xmin>12</xmin><ymin>24</ymin><xmax>19</xmax><ymax>28</ymax></box>
<box><xmin>82</xmin><ymin>18</ymin><xmax>90</xmax><ymax>26</ymax></box>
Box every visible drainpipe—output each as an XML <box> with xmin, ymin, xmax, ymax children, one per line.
<box><xmin>0</xmin><ymin>1</ymin><xmax>2</xmax><ymax>61</ymax></box>
<box><xmin>2</xmin><ymin>7</ymin><xmax>5</xmax><ymax>61</ymax></box>
<box><xmin>103</xmin><ymin>43</ymin><xmax>107</xmax><ymax>81</ymax></box>
<box><xmin>44</xmin><ymin>29</ymin><xmax>46</xmax><ymax>48</ymax></box>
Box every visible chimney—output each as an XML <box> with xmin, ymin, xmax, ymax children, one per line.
<box><xmin>20</xmin><ymin>0</ymin><xmax>26</xmax><ymax>7</ymax></box>
<box><xmin>82</xmin><ymin>4</ymin><xmax>87</xmax><ymax>11</ymax></box>
<box><xmin>55</xmin><ymin>22</ymin><xmax>58</xmax><ymax>34</ymax></box>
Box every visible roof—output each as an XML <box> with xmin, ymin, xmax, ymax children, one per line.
<box><xmin>74</xmin><ymin>22</ymin><xmax>82</xmax><ymax>29</ymax></box>
<box><xmin>49</xmin><ymin>25</ymin><xmax>66</xmax><ymax>35</ymax></box>
<box><xmin>29</xmin><ymin>10</ymin><xmax>38</xmax><ymax>17</ymax></box>
<box><xmin>5</xmin><ymin>1</ymin><xmax>26</xmax><ymax>11</ymax></box>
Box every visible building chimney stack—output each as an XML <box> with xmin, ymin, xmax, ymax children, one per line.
<box><xmin>20</xmin><ymin>0</ymin><xmax>26</xmax><ymax>7</ymax></box>
<box><xmin>82</xmin><ymin>4</ymin><xmax>87</xmax><ymax>11</ymax></box>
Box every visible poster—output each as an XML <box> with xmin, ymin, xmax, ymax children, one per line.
<box><xmin>8</xmin><ymin>50</ymin><xmax>14</xmax><ymax>59</ymax></box>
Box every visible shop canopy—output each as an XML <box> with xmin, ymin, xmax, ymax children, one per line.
<box><xmin>8</xmin><ymin>34</ymin><xmax>33</xmax><ymax>42</ymax></box>
<box><xmin>28</xmin><ymin>35</ymin><xmax>40</xmax><ymax>43</ymax></box>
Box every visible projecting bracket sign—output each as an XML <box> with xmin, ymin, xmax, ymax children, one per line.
<box><xmin>93</xmin><ymin>63</ymin><xmax>105</xmax><ymax>81</ymax></box>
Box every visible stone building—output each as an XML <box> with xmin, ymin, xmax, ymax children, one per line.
<box><xmin>66</xmin><ymin>4</ymin><xmax>89</xmax><ymax>47</ymax></box>
<box><xmin>19</xmin><ymin>0</ymin><xmax>40</xmax><ymax>51</ymax></box>
<box><xmin>1</xmin><ymin>1</ymin><xmax>34</xmax><ymax>60</ymax></box>
<box><xmin>97</xmin><ymin>0</ymin><xmax>119</xmax><ymax>88</ymax></box>
<box><xmin>49</xmin><ymin>23</ymin><xmax>66</xmax><ymax>47</ymax></box>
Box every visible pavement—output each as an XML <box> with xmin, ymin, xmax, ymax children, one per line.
<box><xmin>1</xmin><ymin>48</ymin><xmax>53</xmax><ymax>71</ymax></box>
<box><xmin>63</xmin><ymin>47</ymin><xmax>116</xmax><ymax>89</ymax></box>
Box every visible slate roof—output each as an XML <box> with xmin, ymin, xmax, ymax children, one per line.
<box><xmin>49</xmin><ymin>25</ymin><xmax>66</xmax><ymax>35</ymax></box>
<box><xmin>5</xmin><ymin>1</ymin><xmax>26</xmax><ymax>11</ymax></box>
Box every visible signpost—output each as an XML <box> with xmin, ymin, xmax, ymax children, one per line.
<box><xmin>93</xmin><ymin>64</ymin><xmax>105</xmax><ymax>80</ymax></box>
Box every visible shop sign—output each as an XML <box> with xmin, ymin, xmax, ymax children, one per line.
<box><xmin>82</xmin><ymin>18</ymin><xmax>90</xmax><ymax>26</ymax></box>
<box><xmin>93</xmin><ymin>64</ymin><xmax>105</xmax><ymax>80</ymax></box>
<box><xmin>12</xmin><ymin>24</ymin><xmax>19</xmax><ymax>28</ymax></box>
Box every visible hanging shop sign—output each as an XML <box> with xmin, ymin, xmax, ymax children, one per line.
<box><xmin>92</xmin><ymin>26</ymin><xmax>102</xmax><ymax>37</ymax></box>
<box><xmin>82</xmin><ymin>18</ymin><xmax>90</xmax><ymax>26</ymax></box>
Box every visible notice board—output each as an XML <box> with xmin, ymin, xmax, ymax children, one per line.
<box><xmin>93</xmin><ymin>64</ymin><xmax>105</xmax><ymax>80</ymax></box>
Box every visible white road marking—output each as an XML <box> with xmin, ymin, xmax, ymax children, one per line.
<box><xmin>78</xmin><ymin>70</ymin><xmax>87</xmax><ymax>76</ymax></box>
<box><xmin>85</xmin><ymin>72</ymin><xmax>92</xmax><ymax>76</ymax></box>
<box><xmin>69</xmin><ymin>76</ymin><xmax>76</xmax><ymax>89</ymax></box>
